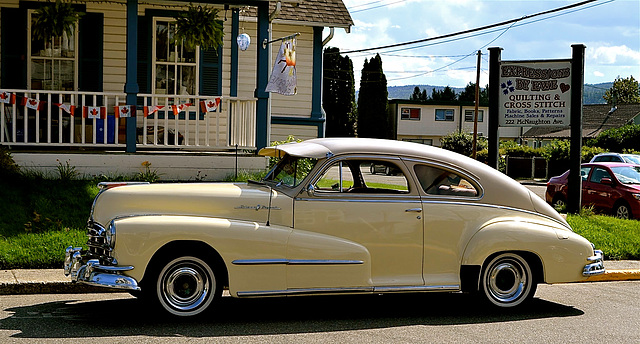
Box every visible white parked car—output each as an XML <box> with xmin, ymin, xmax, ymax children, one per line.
<box><xmin>590</xmin><ymin>153</ymin><xmax>640</xmax><ymax>164</ymax></box>
<box><xmin>65</xmin><ymin>138</ymin><xmax>604</xmax><ymax>317</ymax></box>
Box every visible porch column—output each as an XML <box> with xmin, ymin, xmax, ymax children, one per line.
<box><xmin>255</xmin><ymin>2</ymin><xmax>270</xmax><ymax>151</ymax></box>
<box><xmin>230</xmin><ymin>8</ymin><xmax>239</xmax><ymax>97</ymax></box>
<box><xmin>311</xmin><ymin>26</ymin><xmax>326</xmax><ymax>137</ymax></box>
<box><xmin>124</xmin><ymin>0</ymin><xmax>139</xmax><ymax>153</ymax></box>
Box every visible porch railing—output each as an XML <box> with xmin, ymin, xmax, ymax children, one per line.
<box><xmin>0</xmin><ymin>90</ymin><xmax>257</xmax><ymax>150</ymax></box>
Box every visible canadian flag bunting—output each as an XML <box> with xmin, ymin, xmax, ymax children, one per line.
<box><xmin>53</xmin><ymin>103</ymin><xmax>76</xmax><ymax>115</ymax></box>
<box><xmin>200</xmin><ymin>98</ymin><xmax>221</xmax><ymax>113</ymax></box>
<box><xmin>114</xmin><ymin>105</ymin><xmax>136</xmax><ymax>118</ymax></box>
<box><xmin>83</xmin><ymin>106</ymin><xmax>107</xmax><ymax>119</ymax></box>
<box><xmin>21</xmin><ymin>97</ymin><xmax>45</xmax><ymax>110</ymax></box>
<box><xmin>143</xmin><ymin>105</ymin><xmax>164</xmax><ymax>117</ymax></box>
<box><xmin>0</xmin><ymin>91</ymin><xmax>15</xmax><ymax>104</ymax></box>
<box><xmin>172</xmin><ymin>103</ymin><xmax>192</xmax><ymax>116</ymax></box>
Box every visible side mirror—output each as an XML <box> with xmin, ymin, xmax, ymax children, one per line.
<box><xmin>600</xmin><ymin>177</ymin><xmax>614</xmax><ymax>185</ymax></box>
<box><xmin>306</xmin><ymin>184</ymin><xmax>315</xmax><ymax>196</ymax></box>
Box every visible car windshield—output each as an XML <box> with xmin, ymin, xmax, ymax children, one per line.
<box><xmin>611</xmin><ymin>166</ymin><xmax>640</xmax><ymax>185</ymax></box>
<box><xmin>623</xmin><ymin>155</ymin><xmax>640</xmax><ymax>164</ymax></box>
<box><xmin>263</xmin><ymin>154</ymin><xmax>317</xmax><ymax>187</ymax></box>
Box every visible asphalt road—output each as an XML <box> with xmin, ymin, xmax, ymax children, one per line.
<box><xmin>1</xmin><ymin>281</ymin><xmax>638</xmax><ymax>343</ymax></box>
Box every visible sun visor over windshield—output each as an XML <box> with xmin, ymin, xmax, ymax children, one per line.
<box><xmin>258</xmin><ymin>141</ymin><xmax>333</xmax><ymax>159</ymax></box>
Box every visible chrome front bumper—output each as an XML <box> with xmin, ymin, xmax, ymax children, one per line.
<box><xmin>583</xmin><ymin>249</ymin><xmax>605</xmax><ymax>277</ymax></box>
<box><xmin>64</xmin><ymin>246</ymin><xmax>140</xmax><ymax>291</ymax></box>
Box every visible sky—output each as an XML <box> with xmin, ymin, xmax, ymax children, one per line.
<box><xmin>327</xmin><ymin>0</ymin><xmax>640</xmax><ymax>88</ymax></box>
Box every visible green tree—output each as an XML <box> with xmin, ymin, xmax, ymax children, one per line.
<box><xmin>441</xmin><ymin>131</ymin><xmax>487</xmax><ymax>157</ymax></box>
<box><xmin>323</xmin><ymin>47</ymin><xmax>356</xmax><ymax>137</ymax></box>
<box><xmin>589</xmin><ymin>124</ymin><xmax>640</xmax><ymax>152</ymax></box>
<box><xmin>458</xmin><ymin>83</ymin><xmax>489</xmax><ymax>105</ymax></box>
<box><xmin>357</xmin><ymin>54</ymin><xmax>391</xmax><ymax>138</ymax></box>
<box><xmin>603</xmin><ymin>76</ymin><xmax>640</xmax><ymax>104</ymax></box>
<box><xmin>431</xmin><ymin>86</ymin><xmax>457</xmax><ymax>101</ymax></box>
<box><xmin>410</xmin><ymin>86</ymin><xmax>428</xmax><ymax>102</ymax></box>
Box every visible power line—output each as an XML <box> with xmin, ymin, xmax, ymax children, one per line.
<box><xmin>336</xmin><ymin>0</ymin><xmax>599</xmax><ymax>55</ymax></box>
<box><xmin>350</xmin><ymin>0</ymin><xmax>407</xmax><ymax>13</ymax></box>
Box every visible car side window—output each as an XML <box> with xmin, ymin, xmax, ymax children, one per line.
<box><xmin>589</xmin><ymin>167</ymin><xmax>612</xmax><ymax>184</ymax></box>
<box><xmin>414</xmin><ymin>164</ymin><xmax>478</xmax><ymax>197</ymax></box>
<box><xmin>580</xmin><ymin>167</ymin><xmax>591</xmax><ymax>181</ymax></box>
<box><xmin>314</xmin><ymin>159</ymin><xmax>409</xmax><ymax>194</ymax></box>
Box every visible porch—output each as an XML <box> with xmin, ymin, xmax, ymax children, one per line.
<box><xmin>1</xmin><ymin>89</ymin><xmax>266</xmax><ymax>180</ymax></box>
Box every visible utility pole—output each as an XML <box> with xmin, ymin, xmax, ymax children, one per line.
<box><xmin>472</xmin><ymin>50</ymin><xmax>481</xmax><ymax>159</ymax></box>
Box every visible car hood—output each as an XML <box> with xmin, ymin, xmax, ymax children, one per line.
<box><xmin>91</xmin><ymin>182</ymin><xmax>292</xmax><ymax>227</ymax></box>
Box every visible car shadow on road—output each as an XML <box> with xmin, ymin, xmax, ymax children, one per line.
<box><xmin>0</xmin><ymin>292</ymin><xmax>584</xmax><ymax>339</ymax></box>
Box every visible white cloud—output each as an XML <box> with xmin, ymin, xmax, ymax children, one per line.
<box><xmin>593</xmin><ymin>71</ymin><xmax>605</xmax><ymax>77</ymax></box>
<box><xmin>589</xmin><ymin>45</ymin><xmax>640</xmax><ymax>64</ymax></box>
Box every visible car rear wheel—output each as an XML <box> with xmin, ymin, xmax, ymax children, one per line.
<box><xmin>154</xmin><ymin>255</ymin><xmax>220</xmax><ymax>317</ymax></box>
<box><xmin>614</xmin><ymin>202</ymin><xmax>632</xmax><ymax>219</ymax></box>
<box><xmin>481</xmin><ymin>253</ymin><xmax>536</xmax><ymax>308</ymax></box>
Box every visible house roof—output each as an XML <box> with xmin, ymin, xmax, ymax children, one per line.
<box><xmin>522</xmin><ymin>104</ymin><xmax>640</xmax><ymax>139</ymax></box>
<box><xmin>244</xmin><ymin>0</ymin><xmax>353</xmax><ymax>29</ymax></box>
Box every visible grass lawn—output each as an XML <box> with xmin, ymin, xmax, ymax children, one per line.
<box><xmin>0</xmin><ymin>174</ymin><xmax>638</xmax><ymax>269</ymax></box>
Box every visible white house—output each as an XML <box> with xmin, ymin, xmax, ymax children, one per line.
<box><xmin>0</xmin><ymin>0</ymin><xmax>353</xmax><ymax>179</ymax></box>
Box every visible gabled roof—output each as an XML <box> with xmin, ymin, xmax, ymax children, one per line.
<box><xmin>244</xmin><ymin>0</ymin><xmax>353</xmax><ymax>29</ymax></box>
<box><xmin>522</xmin><ymin>104</ymin><xmax>640</xmax><ymax>139</ymax></box>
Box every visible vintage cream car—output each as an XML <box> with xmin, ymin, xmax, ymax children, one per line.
<box><xmin>65</xmin><ymin>138</ymin><xmax>604</xmax><ymax>317</ymax></box>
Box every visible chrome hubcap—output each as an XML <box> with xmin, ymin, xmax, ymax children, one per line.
<box><xmin>159</xmin><ymin>258</ymin><xmax>212</xmax><ymax>313</ymax></box>
<box><xmin>485</xmin><ymin>256</ymin><xmax>529</xmax><ymax>305</ymax></box>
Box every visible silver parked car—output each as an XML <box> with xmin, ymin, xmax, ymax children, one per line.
<box><xmin>590</xmin><ymin>153</ymin><xmax>640</xmax><ymax>165</ymax></box>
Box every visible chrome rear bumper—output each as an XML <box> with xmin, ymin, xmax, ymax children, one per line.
<box><xmin>64</xmin><ymin>246</ymin><xmax>140</xmax><ymax>291</ymax></box>
<box><xmin>583</xmin><ymin>249</ymin><xmax>605</xmax><ymax>277</ymax></box>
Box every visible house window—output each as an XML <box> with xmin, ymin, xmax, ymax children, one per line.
<box><xmin>28</xmin><ymin>10</ymin><xmax>78</xmax><ymax>91</ymax></box>
<box><xmin>153</xmin><ymin>18</ymin><xmax>199</xmax><ymax>95</ymax></box>
<box><xmin>403</xmin><ymin>138</ymin><xmax>433</xmax><ymax>145</ymax></box>
<box><xmin>401</xmin><ymin>108</ymin><xmax>421</xmax><ymax>120</ymax></box>
<box><xmin>465</xmin><ymin>110</ymin><xmax>484</xmax><ymax>122</ymax></box>
<box><xmin>435</xmin><ymin>109</ymin><xmax>454</xmax><ymax>121</ymax></box>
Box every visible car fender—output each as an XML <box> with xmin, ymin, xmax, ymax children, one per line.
<box><xmin>110</xmin><ymin>215</ymin><xmax>292</xmax><ymax>295</ymax></box>
<box><xmin>461</xmin><ymin>218</ymin><xmax>594</xmax><ymax>284</ymax></box>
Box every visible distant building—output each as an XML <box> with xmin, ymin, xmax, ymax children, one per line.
<box><xmin>522</xmin><ymin>104</ymin><xmax>640</xmax><ymax>147</ymax></box>
<box><xmin>389</xmin><ymin>99</ymin><xmax>522</xmax><ymax>147</ymax></box>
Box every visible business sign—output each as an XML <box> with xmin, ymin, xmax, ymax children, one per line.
<box><xmin>499</xmin><ymin>60</ymin><xmax>572</xmax><ymax>127</ymax></box>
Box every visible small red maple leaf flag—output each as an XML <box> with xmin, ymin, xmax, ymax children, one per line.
<box><xmin>200</xmin><ymin>98</ymin><xmax>221</xmax><ymax>112</ymax></box>
<box><xmin>53</xmin><ymin>103</ymin><xmax>76</xmax><ymax>115</ymax></box>
<box><xmin>115</xmin><ymin>105</ymin><xmax>136</xmax><ymax>118</ymax></box>
<box><xmin>83</xmin><ymin>106</ymin><xmax>106</xmax><ymax>119</ymax></box>
<box><xmin>20</xmin><ymin>97</ymin><xmax>44</xmax><ymax>110</ymax></box>
<box><xmin>172</xmin><ymin>103</ymin><xmax>192</xmax><ymax>116</ymax></box>
<box><xmin>143</xmin><ymin>105</ymin><xmax>164</xmax><ymax>117</ymax></box>
<box><xmin>0</xmin><ymin>91</ymin><xmax>15</xmax><ymax>104</ymax></box>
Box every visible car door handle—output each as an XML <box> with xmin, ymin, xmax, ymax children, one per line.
<box><xmin>405</xmin><ymin>208</ymin><xmax>422</xmax><ymax>213</ymax></box>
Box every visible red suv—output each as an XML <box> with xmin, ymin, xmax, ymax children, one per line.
<box><xmin>546</xmin><ymin>162</ymin><xmax>640</xmax><ymax>219</ymax></box>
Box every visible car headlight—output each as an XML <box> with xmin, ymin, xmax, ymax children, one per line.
<box><xmin>105</xmin><ymin>221</ymin><xmax>116</xmax><ymax>249</ymax></box>
<box><xmin>633</xmin><ymin>193</ymin><xmax>640</xmax><ymax>201</ymax></box>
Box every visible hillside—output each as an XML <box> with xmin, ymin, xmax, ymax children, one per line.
<box><xmin>386</xmin><ymin>82</ymin><xmax>612</xmax><ymax>105</ymax></box>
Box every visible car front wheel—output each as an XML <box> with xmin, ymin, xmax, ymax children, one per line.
<box><xmin>481</xmin><ymin>253</ymin><xmax>536</xmax><ymax>308</ymax></box>
<box><xmin>155</xmin><ymin>255</ymin><xmax>220</xmax><ymax>317</ymax></box>
<box><xmin>614</xmin><ymin>202</ymin><xmax>632</xmax><ymax>219</ymax></box>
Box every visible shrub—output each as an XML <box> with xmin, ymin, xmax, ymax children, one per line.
<box><xmin>441</xmin><ymin>131</ymin><xmax>487</xmax><ymax>157</ymax></box>
<box><xmin>0</xmin><ymin>146</ymin><xmax>20</xmax><ymax>177</ymax></box>
<box><xmin>589</xmin><ymin>124</ymin><xmax>640</xmax><ymax>152</ymax></box>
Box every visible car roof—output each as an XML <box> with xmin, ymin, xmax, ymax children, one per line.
<box><xmin>583</xmin><ymin>162</ymin><xmax>638</xmax><ymax>168</ymax></box>
<box><xmin>260</xmin><ymin>137</ymin><xmax>454</xmax><ymax>160</ymax></box>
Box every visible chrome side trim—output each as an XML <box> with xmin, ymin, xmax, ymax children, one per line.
<box><xmin>237</xmin><ymin>284</ymin><xmax>460</xmax><ymax>297</ymax></box>
<box><xmin>373</xmin><ymin>285</ymin><xmax>459</xmax><ymax>293</ymax></box>
<box><xmin>232</xmin><ymin>259</ymin><xmax>364</xmax><ymax>265</ymax></box>
<box><xmin>237</xmin><ymin>287</ymin><xmax>373</xmax><ymax>297</ymax></box>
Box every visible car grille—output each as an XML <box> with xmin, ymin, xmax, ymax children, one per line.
<box><xmin>87</xmin><ymin>221</ymin><xmax>113</xmax><ymax>264</ymax></box>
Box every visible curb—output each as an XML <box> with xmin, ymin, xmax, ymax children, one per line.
<box><xmin>1</xmin><ymin>270</ymin><xmax>639</xmax><ymax>295</ymax></box>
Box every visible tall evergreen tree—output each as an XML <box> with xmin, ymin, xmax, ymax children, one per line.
<box><xmin>357</xmin><ymin>54</ymin><xmax>390</xmax><ymax>138</ymax></box>
<box><xmin>323</xmin><ymin>47</ymin><xmax>356</xmax><ymax>137</ymax></box>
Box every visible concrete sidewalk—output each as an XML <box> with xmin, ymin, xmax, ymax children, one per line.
<box><xmin>1</xmin><ymin>260</ymin><xmax>639</xmax><ymax>295</ymax></box>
